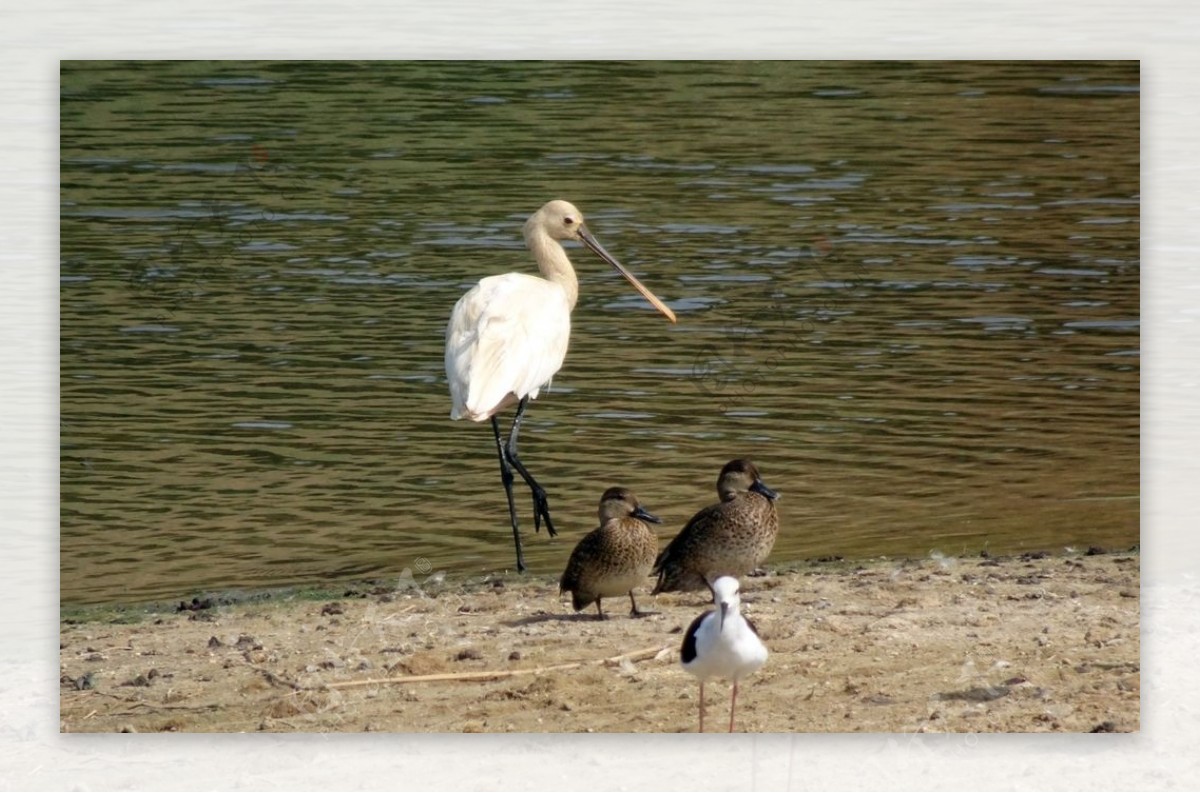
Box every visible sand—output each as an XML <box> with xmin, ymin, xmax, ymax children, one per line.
<box><xmin>59</xmin><ymin>550</ymin><xmax>1139</xmax><ymax>734</ymax></box>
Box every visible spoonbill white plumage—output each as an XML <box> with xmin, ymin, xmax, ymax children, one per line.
<box><xmin>444</xmin><ymin>200</ymin><xmax>676</xmax><ymax>572</ymax></box>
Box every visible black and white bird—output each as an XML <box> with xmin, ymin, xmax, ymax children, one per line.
<box><xmin>679</xmin><ymin>576</ymin><xmax>768</xmax><ymax>732</ymax></box>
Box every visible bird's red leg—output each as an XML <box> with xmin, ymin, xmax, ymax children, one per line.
<box><xmin>729</xmin><ymin>681</ymin><xmax>738</xmax><ymax>733</ymax></box>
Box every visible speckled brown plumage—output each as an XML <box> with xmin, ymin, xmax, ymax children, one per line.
<box><xmin>652</xmin><ymin>459</ymin><xmax>780</xmax><ymax>594</ymax></box>
<box><xmin>559</xmin><ymin>487</ymin><xmax>661</xmax><ymax>619</ymax></box>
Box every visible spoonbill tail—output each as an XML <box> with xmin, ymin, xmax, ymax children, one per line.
<box><xmin>445</xmin><ymin>200</ymin><xmax>676</xmax><ymax>572</ymax></box>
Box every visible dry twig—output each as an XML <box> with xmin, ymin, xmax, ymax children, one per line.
<box><xmin>323</xmin><ymin>645</ymin><xmax>668</xmax><ymax>690</ymax></box>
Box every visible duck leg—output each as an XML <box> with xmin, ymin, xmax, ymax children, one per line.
<box><xmin>628</xmin><ymin>591</ymin><xmax>653</xmax><ymax>618</ymax></box>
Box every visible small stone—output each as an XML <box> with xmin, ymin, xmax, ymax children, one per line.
<box><xmin>177</xmin><ymin>597</ymin><xmax>214</xmax><ymax>612</ymax></box>
<box><xmin>235</xmin><ymin>635</ymin><xmax>261</xmax><ymax>651</ymax></box>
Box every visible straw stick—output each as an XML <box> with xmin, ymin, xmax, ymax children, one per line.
<box><xmin>323</xmin><ymin>645</ymin><xmax>667</xmax><ymax>690</ymax></box>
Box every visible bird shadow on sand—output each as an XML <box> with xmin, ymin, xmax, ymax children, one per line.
<box><xmin>502</xmin><ymin>610</ymin><xmax>663</xmax><ymax>627</ymax></box>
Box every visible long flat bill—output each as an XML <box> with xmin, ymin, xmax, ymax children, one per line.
<box><xmin>580</xmin><ymin>227</ymin><xmax>677</xmax><ymax>323</ymax></box>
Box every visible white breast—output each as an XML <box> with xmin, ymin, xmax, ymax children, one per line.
<box><xmin>684</xmin><ymin>611</ymin><xmax>768</xmax><ymax>683</ymax></box>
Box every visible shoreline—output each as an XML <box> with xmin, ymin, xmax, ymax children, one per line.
<box><xmin>60</xmin><ymin>548</ymin><xmax>1140</xmax><ymax>733</ymax></box>
<box><xmin>59</xmin><ymin>545</ymin><xmax>1138</xmax><ymax>620</ymax></box>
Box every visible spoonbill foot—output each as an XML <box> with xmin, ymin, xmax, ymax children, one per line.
<box><xmin>530</xmin><ymin>486</ymin><xmax>558</xmax><ymax>537</ymax></box>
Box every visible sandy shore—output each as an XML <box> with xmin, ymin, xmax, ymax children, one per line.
<box><xmin>59</xmin><ymin>550</ymin><xmax>1139</xmax><ymax>733</ymax></box>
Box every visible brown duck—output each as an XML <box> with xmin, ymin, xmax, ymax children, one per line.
<box><xmin>652</xmin><ymin>459</ymin><xmax>779</xmax><ymax>594</ymax></box>
<box><xmin>559</xmin><ymin>487</ymin><xmax>662</xmax><ymax>619</ymax></box>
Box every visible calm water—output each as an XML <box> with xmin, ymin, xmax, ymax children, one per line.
<box><xmin>60</xmin><ymin>61</ymin><xmax>1140</xmax><ymax>606</ymax></box>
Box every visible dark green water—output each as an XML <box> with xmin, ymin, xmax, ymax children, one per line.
<box><xmin>60</xmin><ymin>61</ymin><xmax>1139</xmax><ymax>605</ymax></box>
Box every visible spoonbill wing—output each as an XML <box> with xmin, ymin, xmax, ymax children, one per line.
<box><xmin>446</xmin><ymin>273</ymin><xmax>572</xmax><ymax>422</ymax></box>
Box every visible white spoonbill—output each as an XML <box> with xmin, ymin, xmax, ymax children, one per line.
<box><xmin>445</xmin><ymin>200</ymin><xmax>677</xmax><ymax>572</ymax></box>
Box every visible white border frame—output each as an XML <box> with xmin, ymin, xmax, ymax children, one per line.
<box><xmin>5</xmin><ymin>2</ymin><xmax>1197</xmax><ymax>789</ymax></box>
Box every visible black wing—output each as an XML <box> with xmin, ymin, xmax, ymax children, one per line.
<box><xmin>743</xmin><ymin>612</ymin><xmax>762</xmax><ymax>638</ymax></box>
<box><xmin>680</xmin><ymin>610</ymin><xmax>713</xmax><ymax>665</ymax></box>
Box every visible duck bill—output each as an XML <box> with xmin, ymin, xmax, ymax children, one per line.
<box><xmin>579</xmin><ymin>226</ymin><xmax>677</xmax><ymax>324</ymax></box>
<box><xmin>751</xmin><ymin>479</ymin><xmax>779</xmax><ymax>501</ymax></box>
<box><xmin>633</xmin><ymin>506</ymin><xmax>662</xmax><ymax>524</ymax></box>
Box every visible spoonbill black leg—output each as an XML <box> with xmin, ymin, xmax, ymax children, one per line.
<box><xmin>504</xmin><ymin>396</ymin><xmax>557</xmax><ymax>538</ymax></box>
<box><xmin>491</xmin><ymin>415</ymin><xmax>526</xmax><ymax>572</ymax></box>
